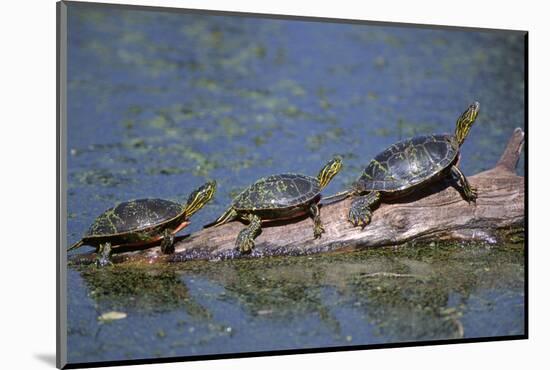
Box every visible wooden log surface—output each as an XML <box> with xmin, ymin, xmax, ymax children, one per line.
<box><xmin>70</xmin><ymin>128</ymin><xmax>525</xmax><ymax>266</ymax></box>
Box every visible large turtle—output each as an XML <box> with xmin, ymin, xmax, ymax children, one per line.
<box><xmin>327</xmin><ymin>102</ymin><xmax>480</xmax><ymax>227</ymax></box>
<box><xmin>68</xmin><ymin>181</ymin><xmax>216</xmax><ymax>266</ymax></box>
<box><xmin>205</xmin><ymin>157</ymin><xmax>342</xmax><ymax>253</ymax></box>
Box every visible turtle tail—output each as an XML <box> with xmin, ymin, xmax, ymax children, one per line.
<box><xmin>203</xmin><ymin>208</ymin><xmax>237</xmax><ymax>228</ymax></box>
<box><xmin>320</xmin><ymin>190</ymin><xmax>354</xmax><ymax>205</ymax></box>
<box><xmin>67</xmin><ymin>240</ymin><xmax>84</xmax><ymax>251</ymax></box>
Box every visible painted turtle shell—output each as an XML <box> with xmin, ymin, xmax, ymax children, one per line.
<box><xmin>355</xmin><ymin>134</ymin><xmax>459</xmax><ymax>193</ymax></box>
<box><xmin>85</xmin><ymin>198</ymin><xmax>185</xmax><ymax>238</ymax></box>
<box><xmin>232</xmin><ymin>173</ymin><xmax>321</xmax><ymax>212</ymax></box>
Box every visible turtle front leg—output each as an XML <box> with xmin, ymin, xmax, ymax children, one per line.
<box><xmin>236</xmin><ymin>214</ymin><xmax>262</xmax><ymax>254</ymax></box>
<box><xmin>348</xmin><ymin>191</ymin><xmax>381</xmax><ymax>228</ymax></box>
<box><xmin>160</xmin><ymin>229</ymin><xmax>175</xmax><ymax>254</ymax></box>
<box><xmin>450</xmin><ymin>165</ymin><xmax>478</xmax><ymax>203</ymax></box>
<box><xmin>309</xmin><ymin>203</ymin><xmax>325</xmax><ymax>239</ymax></box>
<box><xmin>96</xmin><ymin>242</ymin><xmax>113</xmax><ymax>267</ymax></box>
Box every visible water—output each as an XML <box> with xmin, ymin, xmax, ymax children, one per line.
<box><xmin>65</xmin><ymin>4</ymin><xmax>525</xmax><ymax>364</ymax></box>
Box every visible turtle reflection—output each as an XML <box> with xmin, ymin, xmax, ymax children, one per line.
<box><xmin>78</xmin><ymin>265</ymin><xmax>211</xmax><ymax>320</ymax></box>
<box><xmin>335</xmin><ymin>244</ymin><xmax>524</xmax><ymax>341</ymax></box>
<box><xmin>210</xmin><ymin>259</ymin><xmax>343</xmax><ymax>336</ymax></box>
<box><xmin>188</xmin><ymin>243</ymin><xmax>524</xmax><ymax>342</ymax></box>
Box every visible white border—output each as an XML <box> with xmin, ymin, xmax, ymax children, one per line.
<box><xmin>3</xmin><ymin>0</ymin><xmax>547</xmax><ymax>369</ymax></box>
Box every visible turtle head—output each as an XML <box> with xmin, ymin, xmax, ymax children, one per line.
<box><xmin>317</xmin><ymin>156</ymin><xmax>343</xmax><ymax>189</ymax></box>
<box><xmin>184</xmin><ymin>181</ymin><xmax>217</xmax><ymax>217</ymax></box>
<box><xmin>455</xmin><ymin>101</ymin><xmax>480</xmax><ymax>146</ymax></box>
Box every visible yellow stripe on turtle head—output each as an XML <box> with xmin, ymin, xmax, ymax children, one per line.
<box><xmin>317</xmin><ymin>156</ymin><xmax>343</xmax><ymax>189</ymax></box>
<box><xmin>455</xmin><ymin>101</ymin><xmax>480</xmax><ymax>146</ymax></box>
<box><xmin>184</xmin><ymin>180</ymin><xmax>216</xmax><ymax>217</ymax></box>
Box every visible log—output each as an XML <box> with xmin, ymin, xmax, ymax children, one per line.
<box><xmin>69</xmin><ymin>128</ymin><xmax>525</xmax><ymax>266</ymax></box>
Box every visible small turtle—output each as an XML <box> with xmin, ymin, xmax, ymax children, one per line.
<box><xmin>205</xmin><ymin>157</ymin><xmax>342</xmax><ymax>253</ymax></box>
<box><xmin>68</xmin><ymin>181</ymin><xmax>216</xmax><ymax>266</ymax></box>
<box><xmin>326</xmin><ymin>102</ymin><xmax>480</xmax><ymax>227</ymax></box>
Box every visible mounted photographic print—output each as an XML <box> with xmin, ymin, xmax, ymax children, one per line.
<box><xmin>57</xmin><ymin>1</ymin><xmax>527</xmax><ymax>368</ymax></box>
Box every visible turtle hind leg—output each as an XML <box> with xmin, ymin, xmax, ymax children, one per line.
<box><xmin>309</xmin><ymin>203</ymin><xmax>325</xmax><ymax>239</ymax></box>
<box><xmin>348</xmin><ymin>191</ymin><xmax>381</xmax><ymax>228</ymax></box>
<box><xmin>160</xmin><ymin>229</ymin><xmax>175</xmax><ymax>254</ymax></box>
<box><xmin>236</xmin><ymin>214</ymin><xmax>262</xmax><ymax>254</ymax></box>
<box><xmin>96</xmin><ymin>242</ymin><xmax>113</xmax><ymax>267</ymax></box>
<box><xmin>204</xmin><ymin>208</ymin><xmax>237</xmax><ymax>228</ymax></box>
<box><xmin>450</xmin><ymin>165</ymin><xmax>478</xmax><ymax>203</ymax></box>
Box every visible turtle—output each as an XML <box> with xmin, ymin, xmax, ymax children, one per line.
<box><xmin>68</xmin><ymin>181</ymin><xmax>216</xmax><ymax>266</ymax></box>
<box><xmin>204</xmin><ymin>157</ymin><xmax>343</xmax><ymax>253</ymax></box>
<box><xmin>326</xmin><ymin>101</ymin><xmax>480</xmax><ymax>228</ymax></box>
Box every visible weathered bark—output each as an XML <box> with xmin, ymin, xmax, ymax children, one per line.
<box><xmin>70</xmin><ymin>128</ymin><xmax>525</xmax><ymax>266</ymax></box>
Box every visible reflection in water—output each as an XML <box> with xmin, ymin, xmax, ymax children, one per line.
<box><xmin>69</xmin><ymin>243</ymin><xmax>523</xmax><ymax>362</ymax></box>
<box><xmin>79</xmin><ymin>266</ymin><xmax>210</xmax><ymax>319</ymax></box>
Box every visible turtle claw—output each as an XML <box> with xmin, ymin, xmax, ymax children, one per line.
<box><xmin>348</xmin><ymin>212</ymin><xmax>359</xmax><ymax>227</ymax></box>
<box><xmin>451</xmin><ymin>165</ymin><xmax>478</xmax><ymax>204</ymax></box>
<box><xmin>235</xmin><ymin>214</ymin><xmax>262</xmax><ymax>254</ymax></box>
<box><xmin>348</xmin><ymin>193</ymin><xmax>378</xmax><ymax>229</ymax></box>
<box><xmin>358</xmin><ymin>215</ymin><xmax>371</xmax><ymax>229</ymax></box>
<box><xmin>348</xmin><ymin>208</ymin><xmax>372</xmax><ymax>229</ymax></box>
<box><xmin>464</xmin><ymin>186</ymin><xmax>478</xmax><ymax>204</ymax></box>
<box><xmin>240</xmin><ymin>240</ymin><xmax>254</xmax><ymax>254</ymax></box>
<box><xmin>313</xmin><ymin>224</ymin><xmax>325</xmax><ymax>239</ymax></box>
<box><xmin>360</xmin><ymin>215</ymin><xmax>371</xmax><ymax>229</ymax></box>
<box><xmin>236</xmin><ymin>229</ymin><xmax>255</xmax><ymax>254</ymax></box>
<box><xmin>160</xmin><ymin>229</ymin><xmax>175</xmax><ymax>254</ymax></box>
<box><xmin>469</xmin><ymin>187</ymin><xmax>479</xmax><ymax>203</ymax></box>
